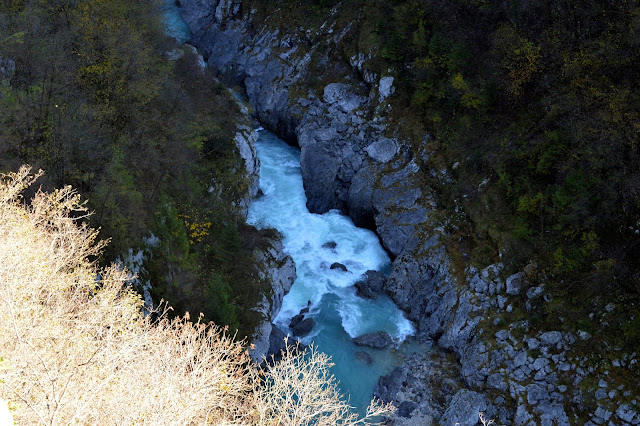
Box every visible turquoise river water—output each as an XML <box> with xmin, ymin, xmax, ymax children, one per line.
<box><xmin>248</xmin><ymin>130</ymin><xmax>422</xmax><ymax>411</ymax></box>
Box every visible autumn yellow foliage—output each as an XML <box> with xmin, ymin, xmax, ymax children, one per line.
<box><xmin>0</xmin><ymin>166</ymin><xmax>392</xmax><ymax>425</ymax></box>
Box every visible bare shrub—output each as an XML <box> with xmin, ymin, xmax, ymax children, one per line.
<box><xmin>0</xmin><ymin>166</ymin><xmax>392</xmax><ymax>425</ymax></box>
<box><xmin>252</xmin><ymin>342</ymin><xmax>393</xmax><ymax>425</ymax></box>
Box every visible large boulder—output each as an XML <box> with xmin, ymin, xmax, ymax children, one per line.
<box><xmin>354</xmin><ymin>270</ymin><xmax>386</xmax><ymax>299</ymax></box>
<box><xmin>440</xmin><ymin>389</ymin><xmax>493</xmax><ymax>426</ymax></box>
<box><xmin>352</xmin><ymin>331</ymin><xmax>393</xmax><ymax>349</ymax></box>
<box><xmin>375</xmin><ymin>352</ymin><xmax>463</xmax><ymax>424</ymax></box>
<box><xmin>289</xmin><ymin>306</ymin><xmax>315</xmax><ymax>338</ymax></box>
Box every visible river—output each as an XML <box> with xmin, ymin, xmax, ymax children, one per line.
<box><xmin>247</xmin><ymin>130</ymin><xmax>421</xmax><ymax>411</ymax></box>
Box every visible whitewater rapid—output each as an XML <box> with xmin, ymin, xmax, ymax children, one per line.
<box><xmin>248</xmin><ymin>130</ymin><xmax>417</xmax><ymax>410</ymax></box>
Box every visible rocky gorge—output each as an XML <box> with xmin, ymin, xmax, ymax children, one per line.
<box><xmin>176</xmin><ymin>1</ymin><xmax>640</xmax><ymax>424</ymax></box>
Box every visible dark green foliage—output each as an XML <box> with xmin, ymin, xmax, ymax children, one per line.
<box><xmin>0</xmin><ymin>0</ymin><xmax>271</xmax><ymax>338</ymax></box>
<box><xmin>204</xmin><ymin>273</ymin><xmax>240</xmax><ymax>332</ymax></box>
<box><xmin>349</xmin><ymin>0</ymin><xmax>640</xmax><ymax>303</ymax></box>
<box><xmin>243</xmin><ymin>1</ymin><xmax>640</xmax><ymax>391</ymax></box>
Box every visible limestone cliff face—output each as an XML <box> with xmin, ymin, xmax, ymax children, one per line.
<box><xmin>176</xmin><ymin>2</ymin><xmax>640</xmax><ymax>424</ymax></box>
<box><xmin>233</xmin><ymin>123</ymin><xmax>260</xmax><ymax>216</ymax></box>
<box><xmin>249</xmin><ymin>237</ymin><xmax>296</xmax><ymax>362</ymax></box>
<box><xmin>178</xmin><ymin>0</ymin><xmax>429</xmax><ymax>257</ymax></box>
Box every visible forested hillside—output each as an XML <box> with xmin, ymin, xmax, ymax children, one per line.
<box><xmin>245</xmin><ymin>0</ymin><xmax>640</xmax><ymax>351</ymax></box>
<box><xmin>368</xmin><ymin>0</ymin><xmax>640</xmax><ymax>346</ymax></box>
<box><xmin>0</xmin><ymin>0</ymin><xmax>275</xmax><ymax>337</ymax></box>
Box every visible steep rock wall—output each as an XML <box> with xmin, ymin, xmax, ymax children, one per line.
<box><xmin>176</xmin><ymin>1</ymin><xmax>640</xmax><ymax>424</ymax></box>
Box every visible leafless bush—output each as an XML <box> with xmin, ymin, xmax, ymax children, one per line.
<box><xmin>253</xmin><ymin>341</ymin><xmax>393</xmax><ymax>425</ymax></box>
<box><xmin>0</xmin><ymin>166</ymin><xmax>392</xmax><ymax>425</ymax></box>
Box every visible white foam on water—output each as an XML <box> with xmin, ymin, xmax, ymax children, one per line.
<box><xmin>248</xmin><ymin>130</ymin><xmax>417</xmax><ymax>412</ymax></box>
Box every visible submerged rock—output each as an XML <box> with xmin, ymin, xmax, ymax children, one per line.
<box><xmin>355</xmin><ymin>351</ymin><xmax>373</xmax><ymax>365</ymax></box>
<box><xmin>353</xmin><ymin>331</ymin><xmax>393</xmax><ymax>349</ymax></box>
<box><xmin>299</xmin><ymin>300</ymin><xmax>311</xmax><ymax>315</ymax></box>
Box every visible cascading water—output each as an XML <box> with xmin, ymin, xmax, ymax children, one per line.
<box><xmin>248</xmin><ymin>130</ymin><xmax>420</xmax><ymax>411</ymax></box>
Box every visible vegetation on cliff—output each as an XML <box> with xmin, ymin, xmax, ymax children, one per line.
<box><xmin>363</xmin><ymin>1</ymin><xmax>640</xmax><ymax>348</ymax></box>
<box><xmin>244</xmin><ymin>0</ymin><xmax>640</xmax><ymax>358</ymax></box>
<box><xmin>0</xmin><ymin>0</ymin><xmax>275</xmax><ymax>337</ymax></box>
<box><xmin>0</xmin><ymin>166</ymin><xmax>392</xmax><ymax>424</ymax></box>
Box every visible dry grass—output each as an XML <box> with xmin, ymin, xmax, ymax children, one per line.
<box><xmin>0</xmin><ymin>166</ymin><xmax>392</xmax><ymax>425</ymax></box>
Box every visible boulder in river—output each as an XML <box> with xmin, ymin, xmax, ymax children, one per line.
<box><xmin>289</xmin><ymin>305</ymin><xmax>316</xmax><ymax>338</ymax></box>
<box><xmin>322</xmin><ymin>241</ymin><xmax>337</xmax><ymax>250</ymax></box>
<box><xmin>354</xmin><ymin>270</ymin><xmax>386</xmax><ymax>299</ymax></box>
<box><xmin>330</xmin><ymin>262</ymin><xmax>348</xmax><ymax>272</ymax></box>
<box><xmin>299</xmin><ymin>300</ymin><xmax>312</xmax><ymax>315</ymax></box>
<box><xmin>266</xmin><ymin>324</ymin><xmax>306</xmax><ymax>363</ymax></box>
<box><xmin>353</xmin><ymin>331</ymin><xmax>393</xmax><ymax>349</ymax></box>
<box><xmin>291</xmin><ymin>318</ymin><xmax>314</xmax><ymax>337</ymax></box>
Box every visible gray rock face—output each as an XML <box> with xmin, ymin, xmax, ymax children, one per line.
<box><xmin>179</xmin><ymin>0</ymin><xmax>418</xmax><ymax>225</ymax></box>
<box><xmin>365</xmin><ymin>137</ymin><xmax>397</xmax><ymax>163</ymax></box>
<box><xmin>440</xmin><ymin>390</ymin><xmax>492</xmax><ymax>426</ymax></box>
<box><xmin>378</xmin><ymin>76</ymin><xmax>395</xmax><ymax>101</ymax></box>
<box><xmin>249</xmin><ymin>237</ymin><xmax>296</xmax><ymax>362</ymax></box>
<box><xmin>347</xmin><ymin>162</ymin><xmax>377</xmax><ymax>228</ymax></box>
<box><xmin>375</xmin><ymin>352</ymin><xmax>463</xmax><ymax>424</ymax></box>
<box><xmin>300</xmin><ymin>136</ymin><xmax>344</xmax><ymax>212</ymax></box>
<box><xmin>353</xmin><ymin>331</ymin><xmax>393</xmax><ymax>349</ymax></box>
<box><xmin>234</xmin><ymin>124</ymin><xmax>260</xmax><ymax>216</ymax></box>
<box><xmin>267</xmin><ymin>324</ymin><xmax>288</xmax><ymax>358</ymax></box>
<box><xmin>323</xmin><ymin>83</ymin><xmax>366</xmax><ymax>113</ymax></box>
